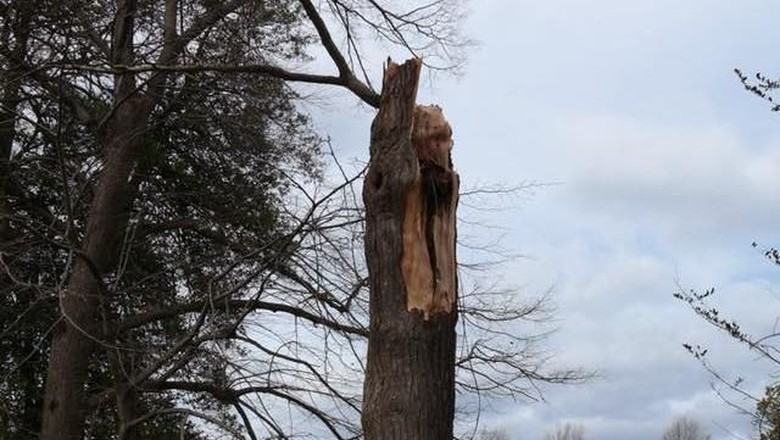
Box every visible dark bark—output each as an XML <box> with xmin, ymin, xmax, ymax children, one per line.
<box><xmin>39</xmin><ymin>0</ymin><xmax>261</xmax><ymax>435</ymax></box>
<box><xmin>0</xmin><ymin>0</ymin><xmax>34</xmax><ymax>242</ymax></box>
<box><xmin>115</xmin><ymin>382</ymin><xmax>141</xmax><ymax>440</ymax></box>
<box><xmin>0</xmin><ymin>69</ymin><xmax>18</xmax><ymax>241</ymax></box>
<box><xmin>362</xmin><ymin>58</ymin><xmax>459</xmax><ymax>440</ymax></box>
<box><xmin>39</xmin><ymin>1</ymin><xmax>151</xmax><ymax>437</ymax></box>
<box><xmin>40</xmin><ymin>91</ymin><xmax>152</xmax><ymax>440</ymax></box>
<box><xmin>1</xmin><ymin>5</ymin><xmax>43</xmax><ymax>436</ymax></box>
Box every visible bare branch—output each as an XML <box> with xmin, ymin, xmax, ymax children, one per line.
<box><xmin>57</xmin><ymin>61</ymin><xmax>380</xmax><ymax>108</ymax></box>
<box><xmin>120</xmin><ymin>298</ymin><xmax>368</xmax><ymax>337</ymax></box>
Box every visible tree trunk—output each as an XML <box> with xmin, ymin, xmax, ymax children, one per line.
<box><xmin>40</xmin><ymin>93</ymin><xmax>151</xmax><ymax>440</ymax></box>
<box><xmin>0</xmin><ymin>70</ymin><xmax>18</xmax><ymax>242</ymax></box>
<box><xmin>361</xmin><ymin>58</ymin><xmax>459</xmax><ymax>440</ymax></box>
<box><xmin>38</xmin><ymin>1</ymin><xmax>153</xmax><ymax>437</ymax></box>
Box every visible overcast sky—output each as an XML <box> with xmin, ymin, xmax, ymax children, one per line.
<box><xmin>307</xmin><ymin>1</ymin><xmax>780</xmax><ymax>439</ymax></box>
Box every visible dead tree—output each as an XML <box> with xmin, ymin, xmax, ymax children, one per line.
<box><xmin>362</xmin><ymin>58</ymin><xmax>459</xmax><ymax>439</ymax></box>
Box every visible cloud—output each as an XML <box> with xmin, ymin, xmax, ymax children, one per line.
<box><xmin>549</xmin><ymin>115</ymin><xmax>780</xmax><ymax>241</ymax></box>
<box><xmin>478</xmin><ymin>124</ymin><xmax>780</xmax><ymax>438</ymax></box>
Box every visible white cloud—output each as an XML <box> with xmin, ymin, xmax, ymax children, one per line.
<box><xmin>544</xmin><ymin>115</ymin><xmax>780</xmax><ymax>241</ymax></box>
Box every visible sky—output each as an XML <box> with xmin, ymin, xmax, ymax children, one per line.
<box><xmin>304</xmin><ymin>1</ymin><xmax>780</xmax><ymax>439</ymax></box>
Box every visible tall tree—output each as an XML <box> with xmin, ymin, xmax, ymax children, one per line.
<box><xmin>661</xmin><ymin>415</ymin><xmax>711</xmax><ymax>440</ymax></box>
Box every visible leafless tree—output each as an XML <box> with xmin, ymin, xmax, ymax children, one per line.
<box><xmin>479</xmin><ymin>427</ymin><xmax>511</xmax><ymax>440</ymax></box>
<box><xmin>662</xmin><ymin>415</ymin><xmax>711</xmax><ymax>440</ymax></box>
<box><xmin>543</xmin><ymin>422</ymin><xmax>585</xmax><ymax>440</ymax></box>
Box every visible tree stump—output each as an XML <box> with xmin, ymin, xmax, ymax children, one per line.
<box><xmin>362</xmin><ymin>58</ymin><xmax>459</xmax><ymax>440</ymax></box>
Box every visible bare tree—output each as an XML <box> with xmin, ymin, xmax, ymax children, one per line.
<box><xmin>479</xmin><ymin>427</ymin><xmax>511</xmax><ymax>440</ymax></box>
<box><xmin>662</xmin><ymin>415</ymin><xmax>711</xmax><ymax>440</ymax></box>
<box><xmin>543</xmin><ymin>422</ymin><xmax>585</xmax><ymax>440</ymax></box>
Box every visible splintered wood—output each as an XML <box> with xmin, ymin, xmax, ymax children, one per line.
<box><xmin>402</xmin><ymin>105</ymin><xmax>459</xmax><ymax>320</ymax></box>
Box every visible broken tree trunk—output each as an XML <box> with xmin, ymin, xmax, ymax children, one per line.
<box><xmin>362</xmin><ymin>58</ymin><xmax>459</xmax><ymax>440</ymax></box>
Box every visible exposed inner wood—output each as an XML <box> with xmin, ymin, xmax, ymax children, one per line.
<box><xmin>402</xmin><ymin>105</ymin><xmax>459</xmax><ymax>319</ymax></box>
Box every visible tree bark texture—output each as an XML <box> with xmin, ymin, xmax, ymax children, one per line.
<box><xmin>362</xmin><ymin>58</ymin><xmax>459</xmax><ymax>440</ymax></box>
<box><xmin>40</xmin><ymin>92</ymin><xmax>151</xmax><ymax>440</ymax></box>
<box><xmin>0</xmin><ymin>65</ymin><xmax>19</xmax><ymax>242</ymax></box>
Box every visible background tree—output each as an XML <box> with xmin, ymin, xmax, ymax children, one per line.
<box><xmin>755</xmin><ymin>384</ymin><xmax>780</xmax><ymax>440</ymax></box>
<box><xmin>478</xmin><ymin>427</ymin><xmax>511</xmax><ymax>440</ymax></box>
<box><xmin>661</xmin><ymin>415</ymin><xmax>711</xmax><ymax>440</ymax></box>
<box><xmin>542</xmin><ymin>422</ymin><xmax>585</xmax><ymax>440</ymax></box>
